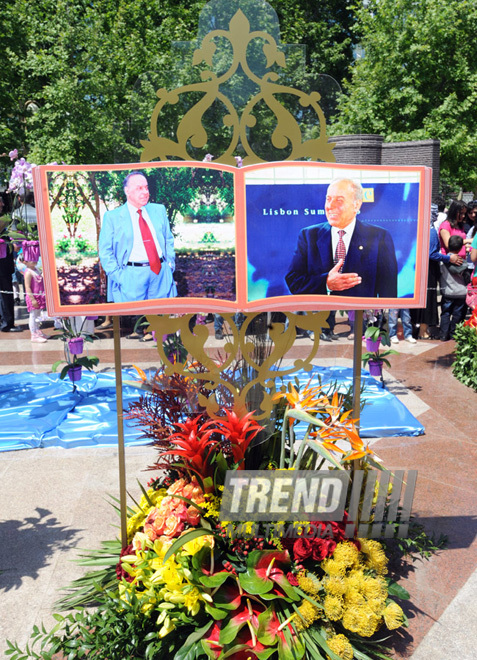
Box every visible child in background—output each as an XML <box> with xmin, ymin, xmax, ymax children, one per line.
<box><xmin>24</xmin><ymin>260</ymin><xmax>48</xmax><ymax>343</ymax></box>
<box><xmin>439</xmin><ymin>235</ymin><xmax>470</xmax><ymax>341</ymax></box>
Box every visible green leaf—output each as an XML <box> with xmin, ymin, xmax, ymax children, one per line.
<box><xmin>204</xmin><ymin>602</ymin><xmax>229</xmax><ymax>620</ymax></box>
<box><xmin>386</xmin><ymin>581</ymin><xmax>410</xmax><ymax>600</ymax></box>
<box><xmin>239</xmin><ymin>570</ymin><xmax>274</xmax><ymax>595</ymax></box>
<box><xmin>199</xmin><ymin>571</ymin><xmax>230</xmax><ymax>588</ymax></box>
<box><xmin>162</xmin><ymin>528</ymin><xmax>218</xmax><ymax>564</ymax></box>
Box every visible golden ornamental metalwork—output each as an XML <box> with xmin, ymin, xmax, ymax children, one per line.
<box><xmin>140</xmin><ymin>8</ymin><xmax>335</xmax><ymax>165</ymax></box>
<box><xmin>146</xmin><ymin>312</ymin><xmax>329</xmax><ymax>420</ymax></box>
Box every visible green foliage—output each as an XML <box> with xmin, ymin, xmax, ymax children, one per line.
<box><xmin>394</xmin><ymin>520</ymin><xmax>447</xmax><ymax>561</ymax></box>
<box><xmin>5</xmin><ymin>587</ymin><xmax>198</xmax><ymax>660</ymax></box>
<box><xmin>1</xmin><ymin>0</ymin><xmax>356</xmax><ymax>167</ymax></box>
<box><xmin>452</xmin><ymin>322</ymin><xmax>477</xmax><ymax>391</ymax></box>
<box><xmin>55</xmin><ymin>234</ymin><xmax>95</xmax><ymax>256</ymax></box>
<box><xmin>333</xmin><ymin>0</ymin><xmax>477</xmax><ymax>192</ymax></box>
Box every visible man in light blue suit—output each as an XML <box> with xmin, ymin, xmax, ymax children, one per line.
<box><xmin>99</xmin><ymin>171</ymin><xmax>177</xmax><ymax>302</ymax></box>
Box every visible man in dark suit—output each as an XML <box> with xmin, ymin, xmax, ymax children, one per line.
<box><xmin>99</xmin><ymin>171</ymin><xmax>177</xmax><ymax>302</ymax></box>
<box><xmin>285</xmin><ymin>179</ymin><xmax>398</xmax><ymax>298</ymax></box>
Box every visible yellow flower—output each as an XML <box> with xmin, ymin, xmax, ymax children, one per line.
<box><xmin>360</xmin><ymin>575</ymin><xmax>388</xmax><ymax>602</ymax></box>
<box><xmin>326</xmin><ymin>633</ymin><xmax>354</xmax><ymax>660</ymax></box>
<box><xmin>344</xmin><ymin>568</ymin><xmax>365</xmax><ymax>593</ymax></box>
<box><xmin>359</xmin><ymin>539</ymin><xmax>388</xmax><ymax>575</ymax></box>
<box><xmin>295</xmin><ymin>600</ymin><xmax>321</xmax><ymax>631</ymax></box>
<box><xmin>183</xmin><ymin>587</ymin><xmax>204</xmax><ymax>616</ymax></box>
<box><xmin>383</xmin><ymin>601</ymin><xmax>405</xmax><ymax>629</ymax></box>
<box><xmin>322</xmin><ymin>558</ymin><xmax>346</xmax><ymax>577</ymax></box>
<box><xmin>297</xmin><ymin>571</ymin><xmax>321</xmax><ymax>597</ymax></box>
<box><xmin>324</xmin><ymin>575</ymin><xmax>347</xmax><ymax>597</ymax></box>
<box><xmin>158</xmin><ymin>615</ymin><xmax>175</xmax><ymax>638</ymax></box>
<box><xmin>182</xmin><ymin>534</ymin><xmax>214</xmax><ymax>556</ymax></box>
<box><xmin>342</xmin><ymin>604</ymin><xmax>381</xmax><ymax>637</ymax></box>
<box><xmin>332</xmin><ymin>542</ymin><xmax>360</xmax><ymax>569</ymax></box>
<box><xmin>202</xmin><ymin>494</ymin><xmax>222</xmax><ymax>518</ymax></box>
<box><xmin>323</xmin><ymin>594</ymin><xmax>343</xmax><ymax>621</ymax></box>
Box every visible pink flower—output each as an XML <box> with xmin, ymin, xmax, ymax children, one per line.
<box><xmin>163</xmin><ymin>514</ymin><xmax>184</xmax><ymax>537</ymax></box>
<box><xmin>9</xmin><ymin>149</ymin><xmax>18</xmax><ymax>161</ymax></box>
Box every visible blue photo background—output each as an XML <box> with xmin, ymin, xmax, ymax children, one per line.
<box><xmin>246</xmin><ymin>182</ymin><xmax>420</xmax><ymax>301</ymax></box>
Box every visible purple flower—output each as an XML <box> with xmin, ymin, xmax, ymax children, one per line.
<box><xmin>203</xmin><ymin>154</ymin><xmax>214</xmax><ymax>162</ymax></box>
<box><xmin>234</xmin><ymin>156</ymin><xmax>243</xmax><ymax>168</ymax></box>
<box><xmin>9</xmin><ymin>149</ymin><xmax>18</xmax><ymax>161</ymax></box>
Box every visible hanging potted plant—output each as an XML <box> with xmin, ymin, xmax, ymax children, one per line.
<box><xmin>363</xmin><ymin>324</ymin><xmax>392</xmax><ymax>352</ymax></box>
<box><xmin>52</xmin><ymin>318</ymin><xmax>99</xmax><ymax>390</ymax></box>
<box><xmin>362</xmin><ymin>338</ymin><xmax>398</xmax><ymax>379</ymax></box>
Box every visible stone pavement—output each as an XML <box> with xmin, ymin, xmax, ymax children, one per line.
<box><xmin>0</xmin><ymin>308</ymin><xmax>476</xmax><ymax>658</ymax></box>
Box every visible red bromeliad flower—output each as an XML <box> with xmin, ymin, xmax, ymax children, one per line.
<box><xmin>157</xmin><ymin>416</ymin><xmax>219</xmax><ymax>478</ymax></box>
<box><xmin>211</xmin><ymin>408</ymin><xmax>262</xmax><ymax>469</ymax></box>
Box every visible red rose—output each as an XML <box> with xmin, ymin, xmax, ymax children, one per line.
<box><xmin>312</xmin><ymin>538</ymin><xmax>337</xmax><ymax>561</ymax></box>
<box><xmin>293</xmin><ymin>538</ymin><xmax>313</xmax><ymax>561</ymax></box>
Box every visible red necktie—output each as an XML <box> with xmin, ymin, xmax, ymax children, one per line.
<box><xmin>334</xmin><ymin>230</ymin><xmax>346</xmax><ymax>272</ymax></box>
<box><xmin>138</xmin><ymin>209</ymin><xmax>161</xmax><ymax>274</ymax></box>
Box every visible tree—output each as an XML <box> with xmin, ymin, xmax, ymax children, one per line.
<box><xmin>1</xmin><ymin>0</ymin><xmax>356</xmax><ymax>168</ymax></box>
<box><xmin>332</xmin><ymin>0</ymin><xmax>477</xmax><ymax>192</ymax></box>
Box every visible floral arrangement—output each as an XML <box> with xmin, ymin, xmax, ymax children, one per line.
<box><xmin>452</xmin><ymin>309</ymin><xmax>477</xmax><ymax>391</ymax></box>
<box><xmin>7</xmin><ymin>367</ymin><xmax>419</xmax><ymax>660</ymax></box>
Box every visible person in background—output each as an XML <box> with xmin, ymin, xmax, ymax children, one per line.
<box><xmin>439</xmin><ymin>200</ymin><xmax>472</xmax><ymax>259</ymax></box>
<box><xmin>0</xmin><ymin>205</ymin><xmax>23</xmax><ymax>334</ymax></box>
<box><xmin>214</xmin><ymin>313</ymin><xmax>244</xmax><ymax>340</ymax></box>
<box><xmin>389</xmin><ymin>308</ymin><xmax>417</xmax><ymax>344</ymax></box>
<box><xmin>439</xmin><ymin>235</ymin><xmax>469</xmax><ymax>341</ymax></box>
<box><xmin>433</xmin><ymin>195</ymin><xmax>447</xmax><ymax>233</ymax></box>
<box><xmin>12</xmin><ymin>190</ymin><xmax>38</xmax><ymax>228</ymax></box>
<box><xmin>24</xmin><ymin>258</ymin><xmax>48</xmax><ymax>343</ymax></box>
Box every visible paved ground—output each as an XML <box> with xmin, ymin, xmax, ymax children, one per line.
<box><xmin>0</xmin><ymin>307</ymin><xmax>476</xmax><ymax>658</ymax></box>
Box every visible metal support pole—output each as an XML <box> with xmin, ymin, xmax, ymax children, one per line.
<box><xmin>113</xmin><ymin>315</ymin><xmax>128</xmax><ymax>548</ymax></box>
<box><xmin>352</xmin><ymin>309</ymin><xmax>363</xmax><ymax>433</ymax></box>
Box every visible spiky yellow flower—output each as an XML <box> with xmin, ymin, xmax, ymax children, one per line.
<box><xmin>359</xmin><ymin>539</ymin><xmax>388</xmax><ymax>575</ymax></box>
<box><xmin>360</xmin><ymin>575</ymin><xmax>388</xmax><ymax>602</ymax></box>
<box><xmin>323</xmin><ymin>575</ymin><xmax>347</xmax><ymax>597</ymax></box>
<box><xmin>323</xmin><ymin>594</ymin><xmax>344</xmax><ymax>621</ymax></box>
<box><xmin>332</xmin><ymin>542</ymin><xmax>360</xmax><ymax>569</ymax></box>
<box><xmin>342</xmin><ymin>604</ymin><xmax>381</xmax><ymax>637</ymax></box>
<box><xmin>326</xmin><ymin>633</ymin><xmax>354</xmax><ymax>660</ymax></box>
<box><xmin>297</xmin><ymin>571</ymin><xmax>321</xmax><ymax>597</ymax></box>
<box><xmin>344</xmin><ymin>568</ymin><xmax>365</xmax><ymax>593</ymax></box>
<box><xmin>295</xmin><ymin>599</ymin><xmax>322</xmax><ymax>631</ymax></box>
<box><xmin>383</xmin><ymin>601</ymin><xmax>405</xmax><ymax>629</ymax></box>
<box><xmin>322</xmin><ymin>558</ymin><xmax>346</xmax><ymax>577</ymax></box>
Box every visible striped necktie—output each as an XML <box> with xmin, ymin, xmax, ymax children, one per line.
<box><xmin>334</xmin><ymin>229</ymin><xmax>346</xmax><ymax>272</ymax></box>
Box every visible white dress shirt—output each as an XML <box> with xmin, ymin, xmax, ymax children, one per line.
<box><xmin>127</xmin><ymin>202</ymin><xmax>163</xmax><ymax>262</ymax></box>
<box><xmin>331</xmin><ymin>219</ymin><xmax>356</xmax><ymax>260</ymax></box>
